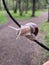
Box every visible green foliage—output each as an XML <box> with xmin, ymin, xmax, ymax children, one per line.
<box><xmin>40</xmin><ymin>22</ymin><xmax>49</xmax><ymax>47</ymax></box>
<box><xmin>40</xmin><ymin>22</ymin><xmax>49</xmax><ymax>32</ymax></box>
<box><xmin>0</xmin><ymin>12</ymin><xmax>7</xmax><ymax>24</ymax></box>
<box><xmin>11</xmin><ymin>10</ymin><xmax>41</xmax><ymax>20</ymax></box>
<box><xmin>40</xmin><ymin>22</ymin><xmax>49</xmax><ymax>60</ymax></box>
<box><xmin>45</xmin><ymin>34</ymin><xmax>49</xmax><ymax>43</ymax></box>
<box><xmin>0</xmin><ymin>10</ymin><xmax>41</xmax><ymax>24</ymax></box>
